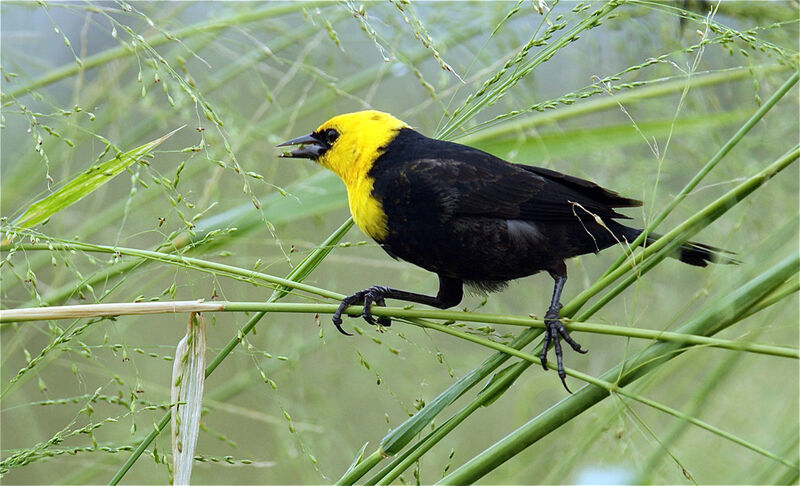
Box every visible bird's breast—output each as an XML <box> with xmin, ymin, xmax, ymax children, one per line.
<box><xmin>347</xmin><ymin>177</ymin><xmax>388</xmax><ymax>241</ymax></box>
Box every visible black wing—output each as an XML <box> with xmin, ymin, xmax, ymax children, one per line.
<box><xmin>372</xmin><ymin>128</ymin><xmax>640</xmax><ymax>224</ymax></box>
<box><xmin>383</xmin><ymin>155</ymin><xmax>638</xmax><ymax>224</ymax></box>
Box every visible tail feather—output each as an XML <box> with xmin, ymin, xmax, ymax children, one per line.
<box><xmin>620</xmin><ymin>227</ymin><xmax>739</xmax><ymax>267</ymax></box>
<box><xmin>674</xmin><ymin>240</ymin><xmax>739</xmax><ymax>267</ymax></box>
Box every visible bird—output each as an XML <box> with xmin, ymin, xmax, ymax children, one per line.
<box><xmin>277</xmin><ymin>110</ymin><xmax>734</xmax><ymax>391</ymax></box>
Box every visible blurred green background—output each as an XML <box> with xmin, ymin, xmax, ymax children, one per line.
<box><xmin>1</xmin><ymin>1</ymin><xmax>798</xmax><ymax>484</ymax></box>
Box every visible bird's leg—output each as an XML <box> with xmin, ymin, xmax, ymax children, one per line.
<box><xmin>332</xmin><ymin>276</ymin><xmax>463</xmax><ymax>335</ymax></box>
<box><xmin>540</xmin><ymin>267</ymin><xmax>587</xmax><ymax>392</ymax></box>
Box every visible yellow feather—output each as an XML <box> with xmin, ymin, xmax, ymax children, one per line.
<box><xmin>315</xmin><ymin>110</ymin><xmax>409</xmax><ymax>241</ymax></box>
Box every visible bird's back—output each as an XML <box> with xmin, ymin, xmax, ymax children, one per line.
<box><xmin>369</xmin><ymin>129</ymin><xmax>641</xmax><ymax>286</ymax></box>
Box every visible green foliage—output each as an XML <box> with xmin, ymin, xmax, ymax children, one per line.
<box><xmin>1</xmin><ymin>1</ymin><xmax>798</xmax><ymax>484</ymax></box>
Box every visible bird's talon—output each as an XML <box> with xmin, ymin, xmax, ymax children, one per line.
<box><xmin>540</xmin><ymin>330</ymin><xmax>552</xmax><ymax>371</ymax></box>
<box><xmin>332</xmin><ymin>317</ymin><xmax>353</xmax><ymax>336</ymax></box>
<box><xmin>373</xmin><ymin>296</ymin><xmax>391</xmax><ymax>327</ymax></box>
<box><xmin>362</xmin><ymin>291</ymin><xmax>376</xmax><ymax>325</ymax></box>
<box><xmin>361</xmin><ymin>306</ymin><xmax>376</xmax><ymax>325</ymax></box>
<box><xmin>560</xmin><ymin>376</ymin><xmax>573</xmax><ymax>394</ymax></box>
<box><xmin>333</xmin><ymin>291</ymin><xmax>368</xmax><ymax>336</ymax></box>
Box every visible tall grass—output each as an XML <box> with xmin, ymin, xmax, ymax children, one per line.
<box><xmin>1</xmin><ymin>1</ymin><xmax>798</xmax><ymax>484</ymax></box>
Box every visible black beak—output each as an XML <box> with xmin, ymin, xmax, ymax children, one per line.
<box><xmin>276</xmin><ymin>132</ymin><xmax>326</xmax><ymax>160</ymax></box>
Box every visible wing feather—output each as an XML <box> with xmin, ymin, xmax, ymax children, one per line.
<box><xmin>404</xmin><ymin>157</ymin><xmax>638</xmax><ymax>223</ymax></box>
<box><xmin>371</xmin><ymin>129</ymin><xmax>641</xmax><ymax>224</ymax></box>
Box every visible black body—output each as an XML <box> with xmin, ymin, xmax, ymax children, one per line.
<box><xmin>370</xmin><ymin>129</ymin><xmax>652</xmax><ymax>285</ymax></box>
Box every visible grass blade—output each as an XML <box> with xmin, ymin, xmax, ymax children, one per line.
<box><xmin>11</xmin><ymin>127</ymin><xmax>182</xmax><ymax>230</ymax></box>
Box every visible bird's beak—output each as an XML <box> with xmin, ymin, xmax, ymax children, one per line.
<box><xmin>276</xmin><ymin>133</ymin><xmax>326</xmax><ymax>160</ymax></box>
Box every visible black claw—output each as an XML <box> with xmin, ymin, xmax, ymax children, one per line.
<box><xmin>373</xmin><ymin>296</ymin><xmax>392</xmax><ymax>327</ymax></box>
<box><xmin>560</xmin><ymin>375</ymin><xmax>573</xmax><ymax>394</ymax></box>
<box><xmin>540</xmin><ymin>328</ymin><xmax>551</xmax><ymax>371</ymax></box>
<box><xmin>553</xmin><ymin>328</ymin><xmax>564</xmax><ymax>374</ymax></box>
<box><xmin>362</xmin><ymin>291</ymin><xmax>377</xmax><ymax>325</ymax></box>
<box><xmin>558</xmin><ymin>325</ymin><xmax>587</xmax><ymax>353</ymax></box>
<box><xmin>332</xmin><ymin>290</ymin><xmax>365</xmax><ymax>336</ymax></box>
<box><xmin>542</xmin><ymin>305</ymin><xmax>586</xmax><ymax>393</ymax></box>
<box><xmin>331</xmin><ymin>315</ymin><xmax>353</xmax><ymax>336</ymax></box>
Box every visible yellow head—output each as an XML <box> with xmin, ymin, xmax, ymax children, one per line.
<box><xmin>278</xmin><ymin>110</ymin><xmax>409</xmax><ymax>185</ymax></box>
<box><xmin>277</xmin><ymin>110</ymin><xmax>410</xmax><ymax>240</ymax></box>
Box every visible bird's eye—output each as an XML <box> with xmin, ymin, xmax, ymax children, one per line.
<box><xmin>324</xmin><ymin>128</ymin><xmax>339</xmax><ymax>146</ymax></box>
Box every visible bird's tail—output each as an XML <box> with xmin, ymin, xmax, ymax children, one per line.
<box><xmin>619</xmin><ymin>227</ymin><xmax>739</xmax><ymax>267</ymax></box>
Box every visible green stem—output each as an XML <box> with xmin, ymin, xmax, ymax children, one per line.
<box><xmin>4</xmin><ymin>301</ymin><xmax>796</xmax><ymax>358</ymax></box>
<box><xmin>460</xmin><ymin>64</ymin><xmax>789</xmax><ymax>145</ymax></box>
<box><xmin>0</xmin><ymin>237</ymin><xmax>344</xmax><ymax>301</ymax></box>
<box><xmin>368</xmin><ymin>249</ymin><xmax>800</xmax><ymax>484</ymax></box>
<box><xmin>336</xmin><ymin>450</ymin><xmax>386</xmax><ymax>486</ymax></box>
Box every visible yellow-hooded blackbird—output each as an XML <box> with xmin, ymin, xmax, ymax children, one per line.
<box><xmin>278</xmin><ymin>110</ymin><xmax>733</xmax><ymax>391</ymax></box>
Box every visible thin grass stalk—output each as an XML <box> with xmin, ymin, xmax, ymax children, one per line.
<box><xmin>2</xmin><ymin>9</ymin><xmax>352</xmax><ymax>309</ymax></box>
<box><xmin>364</xmin><ymin>360</ymin><xmax>533</xmax><ymax>485</ymax></box>
<box><xmin>15</xmin><ymin>171</ymin><xmax>346</xmax><ymax>308</ymax></box>
<box><xmin>4</xmin><ymin>251</ymin><xmax>792</xmax><ymax>482</ymax></box>
<box><xmin>7</xmin><ymin>20</ymin><xmax>486</xmax><ymax>309</ymax></box>
<box><xmin>743</xmin><ymin>278</ymin><xmax>799</xmax><ymax>320</ymax></box>
<box><xmin>632</xmin><ymin>0</ymin><xmax>800</xmax><ymax>66</ymax></box>
<box><xmin>337</xmin><ymin>450</ymin><xmax>386</xmax><ymax>486</ymax></box>
<box><xmin>8</xmin><ymin>127</ymin><xmax>181</xmax><ymax>230</ymax></box>
<box><xmin>1</xmin><ymin>2</ymin><xmax>328</xmax><ymax>101</ymax></box>
<box><xmin>460</xmin><ymin>64</ymin><xmax>790</xmax><ymax>145</ymax></box>
<box><xmin>438</xmin><ymin>253</ymin><xmax>799</xmax><ymax>484</ymax></box>
<box><xmin>260</xmin><ymin>20</ymin><xmax>486</xmax><ymax>132</ymax></box>
<box><xmin>765</xmin><ymin>435</ymin><xmax>800</xmax><ymax>485</ymax></box>
<box><xmin>5</xmin><ymin>301</ymin><xmax>796</xmax><ymax>360</ymax></box>
<box><xmin>0</xmin><ymin>237</ymin><xmax>343</xmax><ymax>301</ymax></box>
<box><xmin>370</xmin><ymin>311</ymin><xmax>795</xmax><ymax>484</ymax></box>
<box><xmin>4</xmin><ymin>10</ymin><xmax>348</xmax><ymax>247</ymax></box>
<box><xmin>5</xmin><ymin>7</ymin><xmax>344</xmax><ymax>236</ymax></box>
<box><xmin>336</xmin><ymin>325</ymin><xmax>544</xmax><ymax>484</ymax></box>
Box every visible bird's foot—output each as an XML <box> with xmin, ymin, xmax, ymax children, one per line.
<box><xmin>332</xmin><ymin>286</ymin><xmax>392</xmax><ymax>335</ymax></box>
<box><xmin>539</xmin><ymin>304</ymin><xmax>587</xmax><ymax>393</ymax></box>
